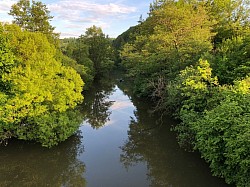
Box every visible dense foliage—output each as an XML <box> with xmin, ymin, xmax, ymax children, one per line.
<box><xmin>0</xmin><ymin>24</ymin><xmax>84</xmax><ymax>147</ymax></box>
<box><xmin>60</xmin><ymin>38</ymin><xmax>94</xmax><ymax>90</ymax></box>
<box><xmin>120</xmin><ymin>0</ymin><xmax>214</xmax><ymax>96</ymax></box>
<box><xmin>61</xmin><ymin>26</ymin><xmax>115</xmax><ymax>89</ymax></box>
<box><xmin>9</xmin><ymin>0</ymin><xmax>58</xmax><ymax>41</ymax></box>
<box><xmin>115</xmin><ymin>0</ymin><xmax>250</xmax><ymax>186</ymax></box>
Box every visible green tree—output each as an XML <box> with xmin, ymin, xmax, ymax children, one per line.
<box><xmin>0</xmin><ymin>24</ymin><xmax>84</xmax><ymax>147</ymax></box>
<box><xmin>120</xmin><ymin>0</ymin><xmax>214</xmax><ymax>96</ymax></box>
<box><xmin>9</xmin><ymin>0</ymin><xmax>57</xmax><ymax>40</ymax></box>
<box><xmin>80</xmin><ymin>25</ymin><xmax>114</xmax><ymax>77</ymax></box>
<box><xmin>173</xmin><ymin>59</ymin><xmax>250</xmax><ymax>186</ymax></box>
<box><xmin>211</xmin><ymin>36</ymin><xmax>250</xmax><ymax>84</ymax></box>
<box><xmin>60</xmin><ymin>37</ymin><xmax>94</xmax><ymax>89</ymax></box>
<box><xmin>191</xmin><ymin>82</ymin><xmax>250</xmax><ymax>186</ymax></box>
<box><xmin>0</xmin><ymin>24</ymin><xmax>16</xmax><ymax>142</ymax></box>
<box><xmin>0</xmin><ymin>25</ymin><xmax>15</xmax><ymax>93</ymax></box>
<box><xmin>202</xmin><ymin>0</ymin><xmax>250</xmax><ymax>44</ymax></box>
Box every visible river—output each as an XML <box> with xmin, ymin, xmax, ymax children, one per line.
<box><xmin>0</xmin><ymin>75</ymin><xmax>233</xmax><ymax>187</ymax></box>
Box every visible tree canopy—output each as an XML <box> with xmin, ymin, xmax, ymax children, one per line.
<box><xmin>9</xmin><ymin>0</ymin><xmax>55</xmax><ymax>34</ymax></box>
<box><xmin>9</xmin><ymin>0</ymin><xmax>59</xmax><ymax>45</ymax></box>
<box><xmin>61</xmin><ymin>25</ymin><xmax>115</xmax><ymax>88</ymax></box>
<box><xmin>0</xmin><ymin>24</ymin><xmax>84</xmax><ymax>147</ymax></box>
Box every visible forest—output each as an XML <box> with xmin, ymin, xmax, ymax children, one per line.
<box><xmin>0</xmin><ymin>0</ymin><xmax>250</xmax><ymax>186</ymax></box>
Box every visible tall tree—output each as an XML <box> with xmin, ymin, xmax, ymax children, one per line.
<box><xmin>9</xmin><ymin>0</ymin><xmax>56</xmax><ymax>37</ymax></box>
<box><xmin>80</xmin><ymin>25</ymin><xmax>114</xmax><ymax>77</ymax></box>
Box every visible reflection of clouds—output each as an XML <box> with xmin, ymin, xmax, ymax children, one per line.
<box><xmin>110</xmin><ymin>100</ymin><xmax>134</xmax><ymax>110</ymax></box>
<box><xmin>83</xmin><ymin>118</ymin><xmax>116</xmax><ymax>128</ymax></box>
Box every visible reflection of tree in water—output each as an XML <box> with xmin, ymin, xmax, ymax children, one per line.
<box><xmin>81</xmin><ymin>76</ymin><xmax>115</xmax><ymax>129</ymax></box>
<box><xmin>86</xmin><ymin>90</ymin><xmax>114</xmax><ymax>129</ymax></box>
<box><xmin>118</xmin><ymin>75</ymin><xmax>179</xmax><ymax>186</ymax></box>
<box><xmin>119</xmin><ymin>81</ymin><xmax>230</xmax><ymax>187</ymax></box>
<box><xmin>120</xmin><ymin>110</ymin><xmax>172</xmax><ymax>187</ymax></box>
<box><xmin>0</xmin><ymin>131</ymin><xmax>86</xmax><ymax>187</ymax></box>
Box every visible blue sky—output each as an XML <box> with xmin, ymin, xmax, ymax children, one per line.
<box><xmin>0</xmin><ymin>0</ymin><xmax>152</xmax><ymax>38</ymax></box>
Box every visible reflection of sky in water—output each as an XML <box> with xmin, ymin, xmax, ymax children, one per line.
<box><xmin>109</xmin><ymin>86</ymin><xmax>134</xmax><ymax>109</ymax></box>
<box><xmin>110</xmin><ymin>100</ymin><xmax>134</xmax><ymax>110</ymax></box>
<box><xmin>107</xmin><ymin>86</ymin><xmax>136</xmax><ymax>127</ymax></box>
<box><xmin>78</xmin><ymin>85</ymin><xmax>149</xmax><ymax>187</ymax></box>
<box><xmin>82</xmin><ymin>86</ymin><xmax>136</xmax><ymax>128</ymax></box>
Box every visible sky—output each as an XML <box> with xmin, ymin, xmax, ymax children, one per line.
<box><xmin>0</xmin><ymin>0</ymin><xmax>152</xmax><ymax>38</ymax></box>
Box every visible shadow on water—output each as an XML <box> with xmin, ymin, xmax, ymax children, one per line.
<box><xmin>0</xmin><ymin>131</ymin><xmax>86</xmax><ymax>187</ymax></box>
<box><xmin>117</xmin><ymin>76</ymin><xmax>234</xmax><ymax>187</ymax></box>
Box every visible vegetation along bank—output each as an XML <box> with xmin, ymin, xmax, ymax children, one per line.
<box><xmin>0</xmin><ymin>0</ymin><xmax>249</xmax><ymax>186</ymax></box>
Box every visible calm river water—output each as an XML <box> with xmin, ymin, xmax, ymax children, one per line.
<box><xmin>0</xmin><ymin>76</ymin><xmax>233</xmax><ymax>187</ymax></box>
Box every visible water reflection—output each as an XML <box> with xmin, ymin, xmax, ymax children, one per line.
<box><xmin>80</xmin><ymin>83</ymin><xmax>150</xmax><ymax>187</ymax></box>
<box><xmin>0</xmin><ymin>131</ymin><xmax>86</xmax><ymax>187</ymax></box>
<box><xmin>81</xmin><ymin>77</ymin><xmax>116</xmax><ymax>129</ymax></box>
<box><xmin>0</xmin><ymin>73</ymin><xmax>233</xmax><ymax>187</ymax></box>
<box><xmin>118</xmin><ymin>82</ymin><xmax>232</xmax><ymax>187</ymax></box>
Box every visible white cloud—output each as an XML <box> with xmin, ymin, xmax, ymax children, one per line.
<box><xmin>48</xmin><ymin>1</ymin><xmax>136</xmax><ymax>15</ymax></box>
<box><xmin>0</xmin><ymin>0</ymin><xmax>16</xmax><ymax>13</ymax></box>
<box><xmin>59</xmin><ymin>31</ymin><xmax>80</xmax><ymax>38</ymax></box>
<box><xmin>48</xmin><ymin>0</ymin><xmax>136</xmax><ymax>25</ymax></box>
<box><xmin>110</xmin><ymin>100</ymin><xmax>134</xmax><ymax>110</ymax></box>
<box><xmin>48</xmin><ymin>0</ymin><xmax>137</xmax><ymax>27</ymax></box>
<box><xmin>0</xmin><ymin>0</ymin><xmax>16</xmax><ymax>22</ymax></box>
<box><xmin>47</xmin><ymin>0</ymin><xmax>137</xmax><ymax>38</ymax></box>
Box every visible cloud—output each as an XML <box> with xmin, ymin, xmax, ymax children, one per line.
<box><xmin>48</xmin><ymin>1</ymin><xmax>136</xmax><ymax>15</ymax></box>
<box><xmin>0</xmin><ymin>0</ymin><xmax>17</xmax><ymax>22</ymax></box>
<box><xmin>48</xmin><ymin>0</ymin><xmax>137</xmax><ymax>25</ymax></box>
<box><xmin>47</xmin><ymin>0</ymin><xmax>137</xmax><ymax>38</ymax></box>
<box><xmin>0</xmin><ymin>0</ymin><xmax>16</xmax><ymax>13</ymax></box>
<box><xmin>48</xmin><ymin>0</ymin><xmax>136</xmax><ymax>24</ymax></box>
<box><xmin>110</xmin><ymin>100</ymin><xmax>134</xmax><ymax>110</ymax></box>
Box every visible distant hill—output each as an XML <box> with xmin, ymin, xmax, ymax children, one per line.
<box><xmin>113</xmin><ymin>25</ymin><xmax>141</xmax><ymax>50</ymax></box>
